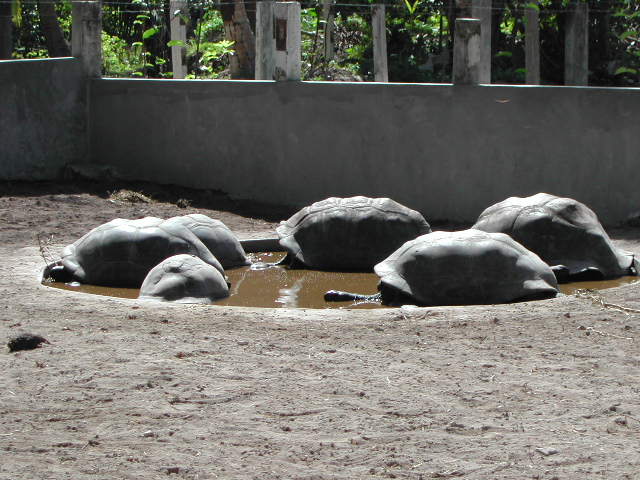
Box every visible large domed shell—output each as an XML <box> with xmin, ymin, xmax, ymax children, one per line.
<box><xmin>139</xmin><ymin>254</ymin><xmax>229</xmax><ymax>304</ymax></box>
<box><xmin>60</xmin><ymin>217</ymin><xmax>224</xmax><ymax>287</ymax></box>
<box><xmin>163</xmin><ymin>214</ymin><xmax>250</xmax><ymax>268</ymax></box>
<box><xmin>276</xmin><ymin>196</ymin><xmax>431</xmax><ymax>271</ymax></box>
<box><xmin>374</xmin><ymin>229</ymin><xmax>558</xmax><ymax>306</ymax></box>
<box><xmin>473</xmin><ymin>193</ymin><xmax>635</xmax><ymax>278</ymax></box>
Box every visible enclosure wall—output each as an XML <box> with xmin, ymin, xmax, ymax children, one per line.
<box><xmin>0</xmin><ymin>58</ymin><xmax>87</xmax><ymax>180</ymax></box>
<box><xmin>90</xmin><ymin>79</ymin><xmax>640</xmax><ymax>224</ymax></box>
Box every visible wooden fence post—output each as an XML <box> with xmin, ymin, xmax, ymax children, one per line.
<box><xmin>273</xmin><ymin>2</ymin><xmax>301</xmax><ymax>81</ymax></box>
<box><xmin>456</xmin><ymin>0</ymin><xmax>472</xmax><ymax>16</ymax></box>
<box><xmin>170</xmin><ymin>0</ymin><xmax>187</xmax><ymax>79</ymax></box>
<box><xmin>564</xmin><ymin>0</ymin><xmax>588</xmax><ymax>86</ymax></box>
<box><xmin>453</xmin><ymin>18</ymin><xmax>481</xmax><ymax>85</ymax></box>
<box><xmin>255</xmin><ymin>0</ymin><xmax>275</xmax><ymax>79</ymax></box>
<box><xmin>321</xmin><ymin>0</ymin><xmax>334</xmax><ymax>61</ymax></box>
<box><xmin>372</xmin><ymin>4</ymin><xmax>388</xmax><ymax>82</ymax></box>
<box><xmin>71</xmin><ymin>0</ymin><xmax>102</xmax><ymax>77</ymax></box>
<box><xmin>471</xmin><ymin>0</ymin><xmax>491</xmax><ymax>83</ymax></box>
<box><xmin>525</xmin><ymin>2</ymin><xmax>540</xmax><ymax>84</ymax></box>
<box><xmin>0</xmin><ymin>1</ymin><xmax>11</xmax><ymax>59</ymax></box>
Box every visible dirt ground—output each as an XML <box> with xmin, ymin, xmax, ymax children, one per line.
<box><xmin>2</xmin><ymin>180</ymin><xmax>640</xmax><ymax>480</ymax></box>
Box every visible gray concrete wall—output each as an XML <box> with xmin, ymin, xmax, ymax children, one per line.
<box><xmin>90</xmin><ymin>79</ymin><xmax>640</xmax><ymax>225</ymax></box>
<box><xmin>0</xmin><ymin>58</ymin><xmax>86</xmax><ymax>180</ymax></box>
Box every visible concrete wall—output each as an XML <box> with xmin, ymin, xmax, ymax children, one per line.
<box><xmin>0</xmin><ymin>58</ymin><xmax>86</xmax><ymax>180</ymax></box>
<box><xmin>90</xmin><ymin>79</ymin><xmax>640</xmax><ymax>225</ymax></box>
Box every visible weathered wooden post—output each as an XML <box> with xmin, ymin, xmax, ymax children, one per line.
<box><xmin>452</xmin><ymin>18</ymin><xmax>481</xmax><ymax>85</ymax></box>
<box><xmin>372</xmin><ymin>3</ymin><xmax>388</xmax><ymax>82</ymax></box>
<box><xmin>273</xmin><ymin>2</ymin><xmax>301</xmax><ymax>81</ymax></box>
<box><xmin>471</xmin><ymin>0</ymin><xmax>491</xmax><ymax>83</ymax></box>
<box><xmin>0</xmin><ymin>2</ymin><xmax>12</xmax><ymax>59</ymax></box>
<box><xmin>525</xmin><ymin>2</ymin><xmax>540</xmax><ymax>84</ymax></box>
<box><xmin>255</xmin><ymin>0</ymin><xmax>275</xmax><ymax>79</ymax></box>
<box><xmin>321</xmin><ymin>0</ymin><xmax>334</xmax><ymax>61</ymax></box>
<box><xmin>456</xmin><ymin>0</ymin><xmax>472</xmax><ymax>16</ymax></box>
<box><xmin>71</xmin><ymin>0</ymin><xmax>102</xmax><ymax>77</ymax></box>
<box><xmin>170</xmin><ymin>0</ymin><xmax>188</xmax><ymax>79</ymax></box>
<box><xmin>564</xmin><ymin>0</ymin><xmax>588</xmax><ymax>86</ymax></box>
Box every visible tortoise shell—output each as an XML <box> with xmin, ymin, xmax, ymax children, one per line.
<box><xmin>374</xmin><ymin>229</ymin><xmax>558</xmax><ymax>306</ymax></box>
<box><xmin>60</xmin><ymin>216</ymin><xmax>225</xmax><ymax>287</ymax></box>
<box><xmin>277</xmin><ymin>196</ymin><xmax>431</xmax><ymax>271</ymax></box>
<box><xmin>473</xmin><ymin>193</ymin><xmax>635</xmax><ymax>279</ymax></box>
<box><xmin>138</xmin><ymin>254</ymin><xmax>229</xmax><ymax>304</ymax></box>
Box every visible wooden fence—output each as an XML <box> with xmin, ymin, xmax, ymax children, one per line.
<box><xmin>71</xmin><ymin>0</ymin><xmax>589</xmax><ymax>85</ymax></box>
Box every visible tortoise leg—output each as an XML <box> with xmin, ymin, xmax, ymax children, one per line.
<box><xmin>379</xmin><ymin>285</ymin><xmax>419</xmax><ymax>306</ymax></box>
<box><xmin>551</xmin><ymin>265</ymin><xmax>570</xmax><ymax>284</ymax></box>
<box><xmin>276</xmin><ymin>252</ymin><xmax>307</xmax><ymax>269</ymax></box>
<box><xmin>570</xmin><ymin>267</ymin><xmax>604</xmax><ymax>282</ymax></box>
<box><xmin>551</xmin><ymin>265</ymin><xmax>605</xmax><ymax>283</ymax></box>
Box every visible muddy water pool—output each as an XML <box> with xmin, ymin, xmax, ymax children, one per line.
<box><xmin>45</xmin><ymin>252</ymin><xmax>639</xmax><ymax>309</ymax></box>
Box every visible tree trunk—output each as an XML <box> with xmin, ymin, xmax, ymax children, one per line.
<box><xmin>0</xmin><ymin>1</ymin><xmax>12</xmax><ymax>59</ymax></box>
<box><xmin>221</xmin><ymin>0</ymin><xmax>255</xmax><ymax>79</ymax></box>
<box><xmin>37</xmin><ymin>0</ymin><xmax>71</xmax><ymax>57</ymax></box>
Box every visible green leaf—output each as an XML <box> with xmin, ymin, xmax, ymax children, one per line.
<box><xmin>142</xmin><ymin>27</ymin><xmax>159</xmax><ymax>40</ymax></box>
<box><xmin>167</xmin><ymin>40</ymin><xmax>185</xmax><ymax>47</ymax></box>
<box><xmin>619</xmin><ymin>30</ymin><xmax>636</xmax><ymax>41</ymax></box>
<box><xmin>132</xmin><ymin>41</ymin><xmax>143</xmax><ymax>47</ymax></box>
<box><xmin>403</xmin><ymin>0</ymin><xmax>420</xmax><ymax>15</ymax></box>
<box><xmin>132</xmin><ymin>71</ymin><xmax>144</xmax><ymax>77</ymax></box>
<box><xmin>615</xmin><ymin>67</ymin><xmax>637</xmax><ymax>75</ymax></box>
<box><xmin>136</xmin><ymin>14</ymin><xmax>150</xmax><ymax>20</ymax></box>
<box><xmin>526</xmin><ymin>2</ymin><xmax>540</xmax><ymax>11</ymax></box>
<box><xmin>496</xmin><ymin>51</ymin><xmax>513</xmax><ymax>58</ymax></box>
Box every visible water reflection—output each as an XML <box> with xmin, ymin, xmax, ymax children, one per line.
<box><xmin>276</xmin><ymin>278</ymin><xmax>304</xmax><ymax>308</ymax></box>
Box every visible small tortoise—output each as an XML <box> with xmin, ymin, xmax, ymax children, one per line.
<box><xmin>277</xmin><ymin>196</ymin><xmax>431</xmax><ymax>271</ymax></box>
<box><xmin>473</xmin><ymin>193</ymin><xmax>637</xmax><ymax>281</ymax></box>
<box><xmin>138</xmin><ymin>254</ymin><xmax>230</xmax><ymax>304</ymax></box>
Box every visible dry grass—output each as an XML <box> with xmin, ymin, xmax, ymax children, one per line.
<box><xmin>107</xmin><ymin>189</ymin><xmax>154</xmax><ymax>204</ymax></box>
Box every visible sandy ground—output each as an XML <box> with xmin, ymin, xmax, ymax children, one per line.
<box><xmin>2</xmin><ymin>181</ymin><xmax>640</xmax><ymax>480</ymax></box>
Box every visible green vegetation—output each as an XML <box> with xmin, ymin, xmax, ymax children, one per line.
<box><xmin>3</xmin><ymin>0</ymin><xmax>640</xmax><ymax>85</ymax></box>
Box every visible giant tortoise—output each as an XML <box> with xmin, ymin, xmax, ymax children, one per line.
<box><xmin>373</xmin><ymin>229</ymin><xmax>558</xmax><ymax>306</ymax></box>
<box><xmin>473</xmin><ymin>193</ymin><xmax>637</xmax><ymax>281</ymax></box>
<box><xmin>53</xmin><ymin>216</ymin><xmax>225</xmax><ymax>287</ymax></box>
<box><xmin>276</xmin><ymin>196</ymin><xmax>431</xmax><ymax>271</ymax></box>
<box><xmin>327</xmin><ymin>229</ymin><xmax>558</xmax><ymax>306</ymax></box>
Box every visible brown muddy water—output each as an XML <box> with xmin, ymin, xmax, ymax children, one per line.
<box><xmin>45</xmin><ymin>252</ymin><xmax>639</xmax><ymax>309</ymax></box>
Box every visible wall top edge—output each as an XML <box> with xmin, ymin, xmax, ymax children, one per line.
<box><xmin>0</xmin><ymin>57</ymin><xmax>76</xmax><ymax>64</ymax></box>
<box><xmin>93</xmin><ymin>77</ymin><xmax>640</xmax><ymax>92</ymax></box>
